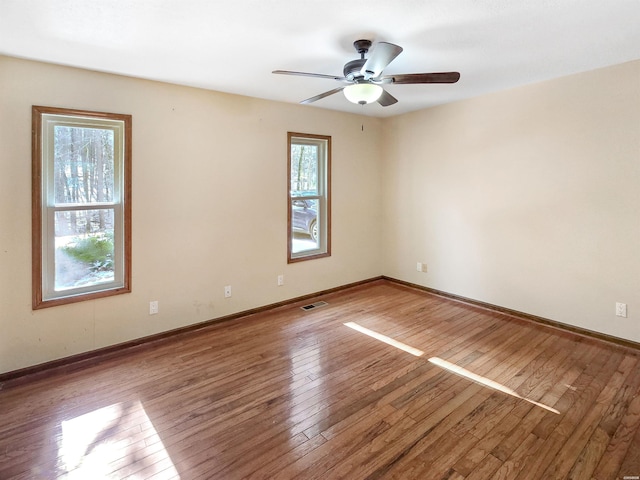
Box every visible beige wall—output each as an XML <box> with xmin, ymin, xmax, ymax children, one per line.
<box><xmin>2</xmin><ymin>56</ymin><xmax>639</xmax><ymax>375</ymax></box>
<box><xmin>0</xmin><ymin>56</ymin><xmax>384</xmax><ymax>374</ymax></box>
<box><xmin>382</xmin><ymin>60</ymin><xmax>640</xmax><ymax>342</ymax></box>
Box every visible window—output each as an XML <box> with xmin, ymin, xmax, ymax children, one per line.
<box><xmin>288</xmin><ymin>132</ymin><xmax>331</xmax><ymax>262</ymax></box>
<box><xmin>32</xmin><ymin>106</ymin><xmax>132</xmax><ymax>309</ymax></box>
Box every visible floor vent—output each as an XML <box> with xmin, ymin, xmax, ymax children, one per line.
<box><xmin>300</xmin><ymin>301</ymin><xmax>328</xmax><ymax>311</ymax></box>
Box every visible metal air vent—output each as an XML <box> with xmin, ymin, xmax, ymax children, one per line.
<box><xmin>300</xmin><ymin>301</ymin><xmax>329</xmax><ymax>311</ymax></box>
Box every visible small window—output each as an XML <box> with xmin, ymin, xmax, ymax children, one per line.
<box><xmin>32</xmin><ymin>106</ymin><xmax>132</xmax><ymax>309</ymax></box>
<box><xmin>288</xmin><ymin>132</ymin><xmax>331</xmax><ymax>262</ymax></box>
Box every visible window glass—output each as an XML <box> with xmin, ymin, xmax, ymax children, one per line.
<box><xmin>290</xmin><ymin>144</ymin><xmax>318</xmax><ymax>195</ymax></box>
<box><xmin>288</xmin><ymin>133</ymin><xmax>330</xmax><ymax>262</ymax></box>
<box><xmin>54</xmin><ymin>209</ymin><xmax>115</xmax><ymax>290</ymax></box>
<box><xmin>53</xmin><ymin>126</ymin><xmax>115</xmax><ymax>204</ymax></box>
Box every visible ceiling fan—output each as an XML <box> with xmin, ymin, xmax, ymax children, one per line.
<box><xmin>273</xmin><ymin>39</ymin><xmax>460</xmax><ymax>107</ymax></box>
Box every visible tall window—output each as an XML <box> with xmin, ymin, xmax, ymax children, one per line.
<box><xmin>288</xmin><ymin>132</ymin><xmax>331</xmax><ymax>262</ymax></box>
<box><xmin>32</xmin><ymin>106</ymin><xmax>132</xmax><ymax>309</ymax></box>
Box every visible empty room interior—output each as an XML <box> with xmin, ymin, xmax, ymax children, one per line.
<box><xmin>1</xmin><ymin>1</ymin><xmax>640</xmax><ymax>479</ymax></box>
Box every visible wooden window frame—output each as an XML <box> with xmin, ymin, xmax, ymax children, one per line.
<box><xmin>287</xmin><ymin>132</ymin><xmax>331</xmax><ymax>263</ymax></box>
<box><xmin>32</xmin><ymin>106</ymin><xmax>132</xmax><ymax>309</ymax></box>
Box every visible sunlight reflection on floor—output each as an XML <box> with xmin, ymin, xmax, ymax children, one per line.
<box><xmin>428</xmin><ymin>357</ymin><xmax>560</xmax><ymax>414</ymax></box>
<box><xmin>343</xmin><ymin>322</ymin><xmax>425</xmax><ymax>357</ymax></box>
<box><xmin>58</xmin><ymin>400</ymin><xmax>180</xmax><ymax>479</ymax></box>
<box><xmin>343</xmin><ymin>321</ymin><xmax>559</xmax><ymax>415</ymax></box>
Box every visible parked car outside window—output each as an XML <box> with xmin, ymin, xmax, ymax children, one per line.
<box><xmin>291</xmin><ymin>199</ymin><xmax>318</xmax><ymax>241</ymax></box>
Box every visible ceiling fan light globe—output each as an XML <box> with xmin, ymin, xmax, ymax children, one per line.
<box><xmin>343</xmin><ymin>83</ymin><xmax>383</xmax><ymax>104</ymax></box>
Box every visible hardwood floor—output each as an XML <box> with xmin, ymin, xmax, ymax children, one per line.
<box><xmin>1</xmin><ymin>279</ymin><xmax>639</xmax><ymax>479</ymax></box>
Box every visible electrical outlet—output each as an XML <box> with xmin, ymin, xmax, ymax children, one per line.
<box><xmin>417</xmin><ymin>262</ymin><xmax>422</xmax><ymax>272</ymax></box>
<box><xmin>149</xmin><ymin>301</ymin><xmax>159</xmax><ymax>315</ymax></box>
<box><xmin>224</xmin><ymin>285</ymin><xmax>232</xmax><ymax>298</ymax></box>
<box><xmin>615</xmin><ymin>302</ymin><xmax>627</xmax><ymax>318</ymax></box>
<box><xmin>277</xmin><ymin>274</ymin><xmax>284</xmax><ymax>286</ymax></box>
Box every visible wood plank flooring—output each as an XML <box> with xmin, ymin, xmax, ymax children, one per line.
<box><xmin>1</xmin><ymin>279</ymin><xmax>639</xmax><ymax>479</ymax></box>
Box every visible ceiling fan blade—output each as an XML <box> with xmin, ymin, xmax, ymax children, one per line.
<box><xmin>361</xmin><ymin>42</ymin><xmax>403</xmax><ymax>79</ymax></box>
<box><xmin>300</xmin><ymin>87</ymin><xmax>345</xmax><ymax>105</ymax></box>
<box><xmin>272</xmin><ymin>70</ymin><xmax>346</xmax><ymax>81</ymax></box>
<box><xmin>377</xmin><ymin>89</ymin><xmax>398</xmax><ymax>107</ymax></box>
<box><xmin>382</xmin><ymin>72</ymin><xmax>461</xmax><ymax>84</ymax></box>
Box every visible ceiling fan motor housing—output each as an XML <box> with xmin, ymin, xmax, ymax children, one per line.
<box><xmin>343</xmin><ymin>59</ymin><xmax>366</xmax><ymax>81</ymax></box>
<box><xmin>344</xmin><ymin>39</ymin><xmax>373</xmax><ymax>81</ymax></box>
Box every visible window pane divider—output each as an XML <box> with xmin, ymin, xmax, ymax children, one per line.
<box><xmin>290</xmin><ymin>195</ymin><xmax>321</xmax><ymax>201</ymax></box>
<box><xmin>52</xmin><ymin>203</ymin><xmax>117</xmax><ymax>211</ymax></box>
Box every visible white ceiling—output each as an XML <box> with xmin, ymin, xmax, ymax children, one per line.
<box><xmin>2</xmin><ymin>0</ymin><xmax>639</xmax><ymax>118</ymax></box>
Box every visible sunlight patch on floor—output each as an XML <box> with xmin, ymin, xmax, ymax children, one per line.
<box><xmin>343</xmin><ymin>322</ymin><xmax>425</xmax><ymax>357</ymax></box>
<box><xmin>428</xmin><ymin>357</ymin><xmax>560</xmax><ymax>414</ymax></box>
<box><xmin>341</xmin><ymin>322</ymin><xmax>557</xmax><ymax>413</ymax></box>
<box><xmin>58</xmin><ymin>400</ymin><xmax>180</xmax><ymax>479</ymax></box>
